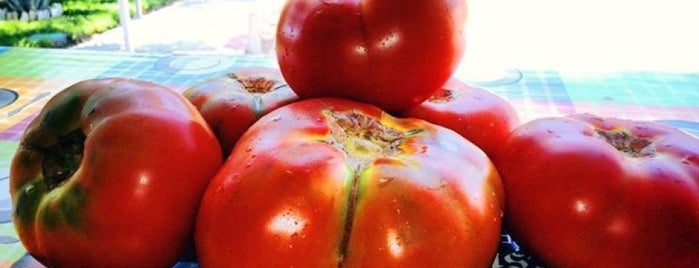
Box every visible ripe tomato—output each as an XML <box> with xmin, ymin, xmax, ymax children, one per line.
<box><xmin>183</xmin><ymin>66</ymin><xmax>298</xmax><ymax>157</ymax></box>
<box><xmin>275</xmin><ymin>0</ymin><xmax>468</xmax><ymax>112</ymax></box>
<box><xmin>195</xmin><ymin>98</ymin><xmax>504</xmax><ymax>267</ymax></box>
<box><xmin>10</xmin><ymin>78</ymin><xmax>223</xmax><ymax>267</ymax></box>
<box><xmin>402</xmin><ymin>78</ymin><xmax>519</xmax><ymax>162</ymax></box>
<box><xmin>497</xmin><ymin>113</ymin><xmax>699</xmax><ymax>267</ymax></box>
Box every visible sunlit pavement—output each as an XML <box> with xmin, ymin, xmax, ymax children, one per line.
<box><xmin>71</xmin><ymin>0</ymin><xmax>283</xmax><ymax>55</ymax></box>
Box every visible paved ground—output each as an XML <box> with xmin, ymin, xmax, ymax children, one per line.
<box><xmin>71</xmin><ymin>0</ymin><xmax>285</xmax><ymax>55</ymax></box>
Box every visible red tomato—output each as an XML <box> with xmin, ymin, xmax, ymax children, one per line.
<box><xmin>183</xmin><ymin>66</ymin><xmax>298</xmax><ymax>157</ymax></box>
<box><xmin>497</xmin><ymin>113</ymin><xmax>699</xmax><ymax>267</ymax></box>
<box><xmin>10</xmin><ymin>78</ymin><xmax>223</xmax><ymax>267</ymax></box>
<box><xmin>402</xmin><ymin>78</ymin><xmax>520</xmax><ymax>162</ymax></box>
<box><xmin>275</xmin><ymin>0</ymin><xmax>468</xmax><ymax>113</ymax></box>
<box><xmin>195</xmin><ymin>98</ymin><xmax>504</xmax><ymax>267</ymax></box>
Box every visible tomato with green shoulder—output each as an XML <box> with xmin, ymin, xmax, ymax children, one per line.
<box><xmin>10</xmin><ymin>78</ymin><xmax>223</xmax><ymax>267</ymax></box>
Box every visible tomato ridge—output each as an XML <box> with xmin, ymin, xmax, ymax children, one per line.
<box><xmin>338</xmin><ymin>163</ymin><xmax>360</xmax><ymax>266</ymax></box>
<box><xmin>323</xmin><ymin>109</ymin><xmax>410</xmax><ymax>265</ymax></box>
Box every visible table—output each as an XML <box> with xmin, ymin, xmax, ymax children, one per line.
<box><xmin>1</xmin><ymin>46</ymin><xmax>698</xmax><ymax>267</ymax></box>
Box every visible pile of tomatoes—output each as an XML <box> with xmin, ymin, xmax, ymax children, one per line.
<box><xmin>9</xmin><ymin>0</ymin><xmax>699</xmax><ymax>267</ymax></box>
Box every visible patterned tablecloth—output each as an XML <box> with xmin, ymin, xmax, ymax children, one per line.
<box><xmin>0</xmin><ymin>47</ymin><xmax>697</xmax><ymax>267</ymax></box>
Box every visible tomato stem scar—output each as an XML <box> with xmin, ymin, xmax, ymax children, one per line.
<box><xmin>596</xmin><ymin>129</ymin><xmax>655</xmax><ymax>157</ymax></box>
<box><xmin>427</xmin><ymin>88</ymin><xmax>455</xmax><ymax>103</ymax></box>
<box><xmin>229</xmin><ymin>73</ymin><xmax>278</xmax><ymax>94</ymax></box>
<box><xmin>326</xmin><ymin>110</ymin><xmax>405</xmax><ymax>162</ymax></box>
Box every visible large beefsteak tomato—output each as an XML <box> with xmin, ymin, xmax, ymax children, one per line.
<box><xmin>195</xmin><ymin>98</ymin><xmax>504</xmax><ymax>267</ymax></box>
<box><xmin>183</xmin><ymin>66</ymin><xmax>298</xmax><ymax>156</ymax></box>
<box><xmin>10</xmin><ymin>78</ymin><xmax>223</xmax><ymax>267</ymax></box>
<box><xmin>402</xmin><ymin>78</ymin><xmax>519</xmax><ymax>162</ymax></box>
<box><xmin>275</xmin><ymin>0</ymin><xmax>468</xmax><ymax>112</ymax></box>
<box><xmin>498</xmin><ymin>113</ymin><xmax>699</xmax><ymax>267</ymax></box>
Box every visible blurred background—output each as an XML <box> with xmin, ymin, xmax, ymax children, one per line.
<box><xmin>465</xmin><ymin>0</ymin><xmax>699</xmax><ymax>71</ymax></box>
<box><xmin>3</xmin><ymin>0</ymin><xmax>698</xmax><ymax>71</ymax></box>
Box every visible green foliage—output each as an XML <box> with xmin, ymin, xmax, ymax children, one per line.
<box><xmin>0</xmin><ymin>0</ymin><xmax>175</xmax><ymax>48</ymax></box>
<box><xmin>0</xmin><ymin>1</ymin><xmax>117</xmax><ymax>47</ymax></box>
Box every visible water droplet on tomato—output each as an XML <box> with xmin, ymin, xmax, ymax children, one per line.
<box><xmin>354</xmin><ymin>45</ymin><xmax>367</xmax><ymax>55</ymax></box>
<box><xmin>379</xmin><ymin>177</ymin><xmax>394</xmax><ymax>186</ymax></box>
<box><xmin>681</xmin><ymin>157</ymin><xmax>691</xmax><ymax>165</ymax></box>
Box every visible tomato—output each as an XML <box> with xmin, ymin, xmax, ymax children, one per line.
<box><xmin>195</xmin><ymin>98</ymin><xmax>504</xmax><ymax>267</ymax></box>
<box><xmin>183</xmin><ymin>66</ymin><xmax>298</xmax><ymax>157</ymax></box>
<box><xmin>275</xmin><ymin>0</ymin><xmax>468</xmax><ymax>113</ymax></box>
<box><xmin>402</xmin><ymin>78</ymin><xmax>519</xmax><ymax>162</ymax></box>
<box><xmin>497</xmin><ymin>113</ymin><xmax>699</xmax><ymax>267</ymax></box>
<box><xmin>10</xmin><ymin>78</ymin><xmax>223</xmax><ymax>267</ymax></box>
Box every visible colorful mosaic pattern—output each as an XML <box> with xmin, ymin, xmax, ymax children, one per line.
<box><xmin>0</xmin><ymin>47</ymin><xmax>697</xmax><ymax>267</ymax></box>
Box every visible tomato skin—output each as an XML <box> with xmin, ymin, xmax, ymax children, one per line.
<box><xmin>275</xmin><ymin>0</ymin><xmax>468</xmax><ymax>113</ymax></box>
<box><xmin>402</xmin><ymin>78</ymin><xmax>520</xmax><ymax>163</ymax></box>
<box><xmin>183</xmin><ymin>66</ymin><xmax>298</xmax><ymax>156</ymax></box>
<box><xmin>195</xmin><ymin>98</ymin><xmax>504</xmax><ymax>267</ymax></box>
<box><xmin>10</xmin><ymin>78</ymin><xmax>223</xmax><ymax>268</ymax></box>
<box><xmin>498</xmin><ymin>113</ymin><xmax>699</xmax><ymax>267</ymax></box>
